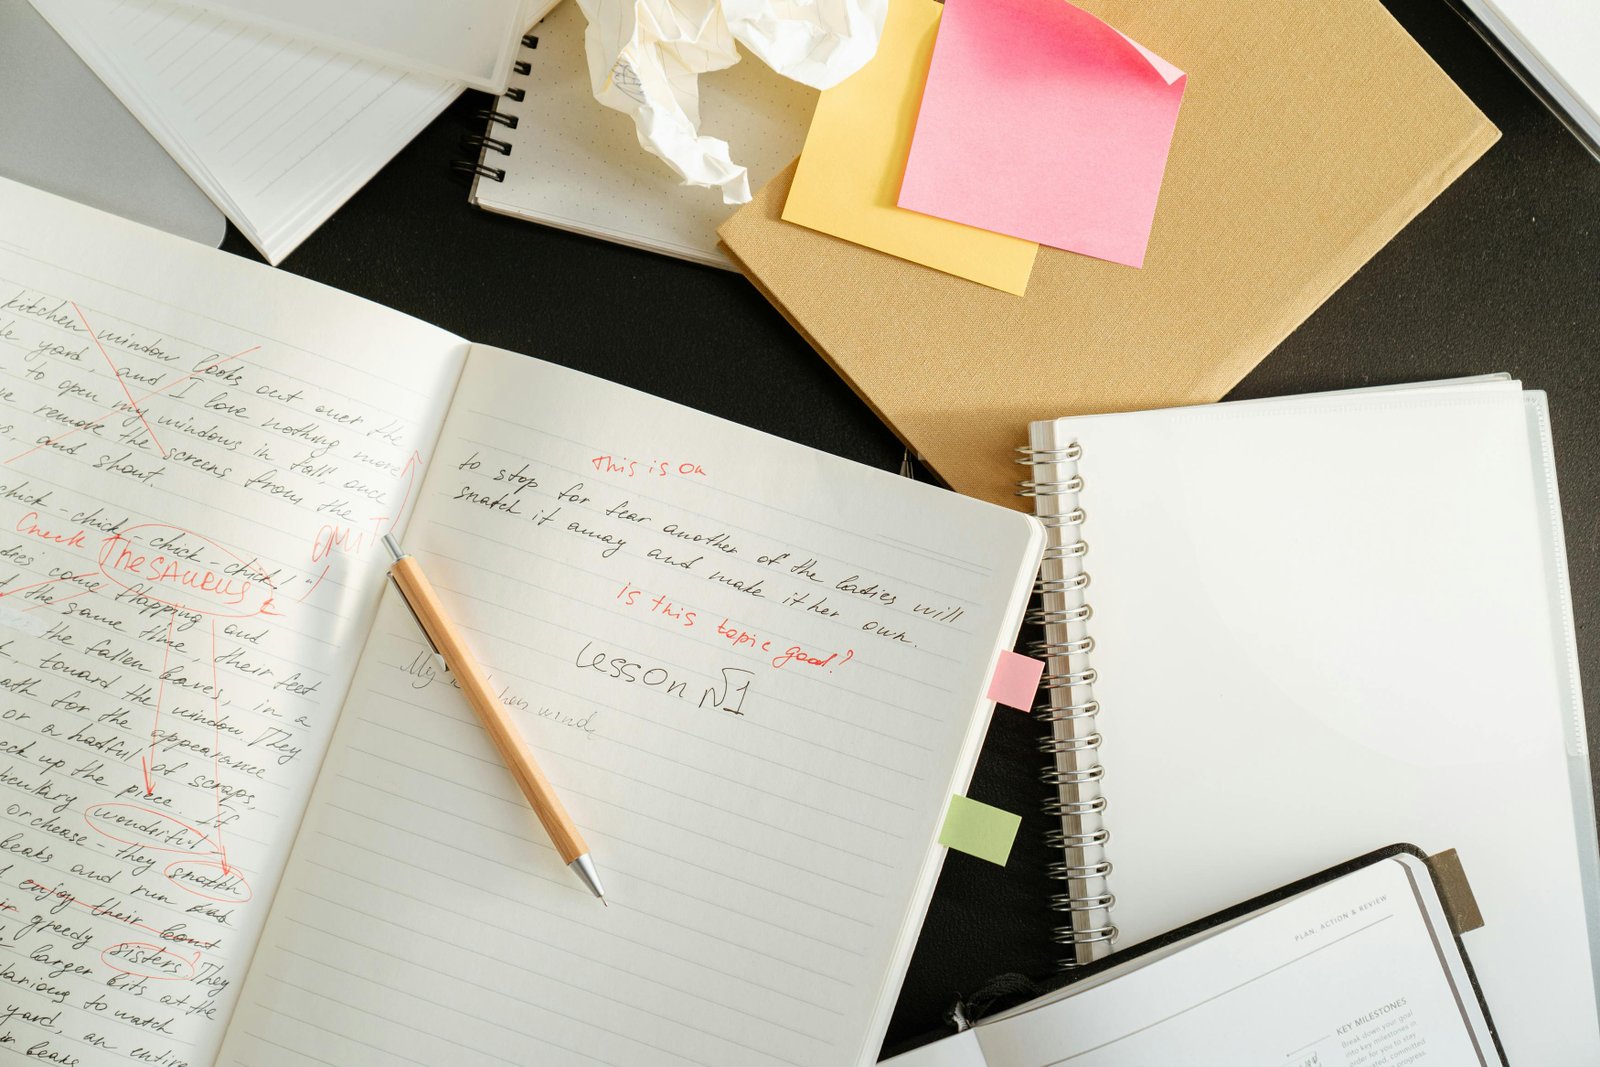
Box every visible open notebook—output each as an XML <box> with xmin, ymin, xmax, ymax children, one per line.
<box><xmin>0</xmin><ymin>175</ymin><xmax>1043</xmax><ymax>1066</ymax></box>
<box><xmin>1021</xmin><ymin>379</ymin><xmax>1600</xmax><ymax>1063</ymax></box>
<box><xmin>30</xmin><ymin>0</ymin><xmax>461</xmax><ymax>264</ymax></box>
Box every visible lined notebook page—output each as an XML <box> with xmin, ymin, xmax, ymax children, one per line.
<box><xmin>217</xmin><ymin>344</ymin><xmax>1042</xmax><ymax>1066</ymax></box>
<box><xmin>0</xmin><ymin>179</ymin><xmax>466</xmax><ymax>1064</ymax></box>
<box><xmin>1458</xmin><ymin>0</ymin><xmax>1600</xmax><ymax>150</ymax></box>
<box><xmin>471</xmin><ymin>0</ymin><xmax>814</xmax><ymax>269</ymax></box>
<box><xmin>163</xmin><ymin>0</ymin><xmax>527</xmax><ymax>91</ymax></box>
<box><xmin>31</xmin><ymin>0</ymin><xmax>459</xmax><ymax>264</ymax></box>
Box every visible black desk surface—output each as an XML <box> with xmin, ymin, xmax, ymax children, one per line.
<box><xmin>221</xmin><ymin>0</ymin><xmax>1600</xmax><ymax>1054</ymax></box>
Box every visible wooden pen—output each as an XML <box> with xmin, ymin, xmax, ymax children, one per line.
<box><xmin>382</xmin><ymin>534</ymin><xmax>606</xmax><ymax>904</ymax></box>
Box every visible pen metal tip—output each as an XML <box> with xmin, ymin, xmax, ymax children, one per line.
<box><xmin>569</xmin><ymin>853</ymin><xmax>607</xmax><ymax>903</ymax></box>
<box><xmin>382</xmin><ymin>533</ymin><xmax>405</xmax><ymax>563</ymax></box>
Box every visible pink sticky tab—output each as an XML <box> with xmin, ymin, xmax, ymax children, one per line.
<box><xmin>897</xmin><ymin>0</ymin><xmax>1187</xmax><ymax>267</ymax></box>
<box><xmin>987</xmin><ymin>650</ymin><xmax>1044</xmax><ymax>711</ymax></box>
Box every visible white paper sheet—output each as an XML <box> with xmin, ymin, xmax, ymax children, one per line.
<box><xmin>162</xmin><ymin>0</ymin><xmax>528</xmax><ymax>92</ymax></box>
<box><xmin>1030</xmin><ymin>382</ymin><xmax>1600</xmax><ymax>1063</ymax></box>
<box><xmin>576</xmin><ymin>0</ymin><xmax>883</xmax><ymax>203</ymax></box>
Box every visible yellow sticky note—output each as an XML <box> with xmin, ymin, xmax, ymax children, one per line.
<box><xmin>781</xmin><ymin>0</ymin><xmax>1038</xmax><ymax>295</ymax></box>
<box><xmin>938</xmin><ymin>794</ymin><xmax>1022</xmax><ymax>866</ymax></box>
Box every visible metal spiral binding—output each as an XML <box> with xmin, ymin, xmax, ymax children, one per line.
<box><xmin>462</xmin><ymin>133</ymin><xmax>514</xmax><ymax>156</ymax></box>
<box><xmin>1017</xmin><ymin>437</ymin><xmax>1116</xmax><ymax>968</ymax></box>
<box><xmin>452</xmin><ymin>34</ymin><xmax>539</xmax><ymax>184</ymax></box>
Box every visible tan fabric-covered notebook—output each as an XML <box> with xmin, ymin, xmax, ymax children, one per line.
<box><xmin>718</xmin><ymin>0</ymin><xmax>1499</xmax><ymax>510</ymax></box>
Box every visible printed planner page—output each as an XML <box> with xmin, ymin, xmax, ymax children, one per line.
<box><xmin>0</xmin><ymin>177</ymin><xmax>466</xmax><ymax>1065</ymax></box>
<box><xmin>972</xmin><ymin>856</ymin><xmax>1496</xmax><ymax>1066</ymax></box>
<box><xmin>218</xmin><ymin>344</ymin><xmax>1043</xmax><ymax>1067</ymax></box>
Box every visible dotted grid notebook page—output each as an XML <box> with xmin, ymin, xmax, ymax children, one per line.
<box><xmin>470</xmin><ymin>0</ymin><xmax>816</xmax><ymax>269</ymax></box>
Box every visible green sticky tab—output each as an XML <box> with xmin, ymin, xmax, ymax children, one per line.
<box><xmin>938</xmin><ymin>794</ymin><xmax>1021</xmax><ymax>866</ymax></box>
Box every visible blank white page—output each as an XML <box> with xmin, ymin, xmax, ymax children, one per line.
<box><xmin>0</xmin><ymin>178</ymin><xmax>465</xmax><ymax>1065</ymax></box>
<box><xmin>31</xmin><ymin>0</ymin><xmax>459</xmax><ymax>264</ymax></box>
<box><xmin>471</xmin><ymin>0</ymin><xmax>814</xmax><ymax>269</ymax></box>
<box><xmin>1033</xmin><ymin>382</ymin><xmax>1599</xmax><ymax>1063</ymax></box>
<box><xmin>163</xmin><ymin>0</ymin><xmax>526</xmax><ymax>92</ymax></box>
<box><xmin>217</xmin><ymin>344</ymin><xmax>1042</xmax><ymax>1066</ymax></box>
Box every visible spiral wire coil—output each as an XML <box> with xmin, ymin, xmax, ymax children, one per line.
<box><xmin>452</xmin><ymin>34</ymin><xmax>539</xmax><ymax>183</ymax></box>
<box><xmin>1017</xmin><ymin>438</ymin><xmax>1116</xmax><ymax>967</ymax></box>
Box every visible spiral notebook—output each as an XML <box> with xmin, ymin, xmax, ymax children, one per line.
<box><xmin>159</xmin><ymin>0</ymin><xmax>533</xmax><ymax>91</ymax></box>
<box><xmin>1020</xmin><ymin>377</ymin><xmax>1600</xmax><ymax>1064</ymax></box>
<box><xmin>464</xmin><ymin>0</ymin><xmax>814</xmax><ymax>268</ymax></box>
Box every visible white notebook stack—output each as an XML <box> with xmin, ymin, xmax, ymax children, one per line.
<box><xmin>1020</xmin><ymin>377</ymin><xmax>1600</xmax><ymax>1063</ymax></box>
<box><xmin>24</xmin><ymin>0</ymin><xmax>551</xmax><ymax>262</ymax></box>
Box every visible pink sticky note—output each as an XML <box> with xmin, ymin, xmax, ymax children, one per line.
<box><xmin>987</xmin><ymin>650</ymin><xmax>1045</xmax><ymax>711</ymax></box>
<box><xmin>897</xmin><ymin>0</ymin><xmax>1187</xmax><ymax>268</ymax></box>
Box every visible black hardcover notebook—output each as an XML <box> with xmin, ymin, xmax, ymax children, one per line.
<box><xmin>884</xmin><ymin>845</ymin><xmax>1506</xmax><ymax>1066</ymax></box>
